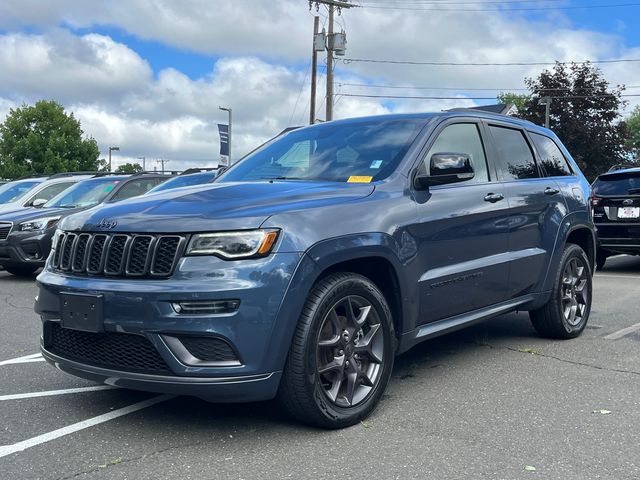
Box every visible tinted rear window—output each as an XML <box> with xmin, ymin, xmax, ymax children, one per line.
<box><xmin>592</xmin><ymin>172</ymin><xmax>640</xmax><ymax>196</ymax></box>
<box><xmin>489</xmin><ymin>126</ymin><xmax>539</xmax><ymax>181</ymax></box>
<box><xmin>530</xmin><ymin>133</ymin><xmax>573</xmax><ymax>177</ymax></box>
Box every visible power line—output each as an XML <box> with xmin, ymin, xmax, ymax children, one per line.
<box><xmin>357</xmin><ymin>1</ymin><xmax>640</xmax><ymax>11</ymax></box>
<box><xmin>342</xmin><ymin>57</ymin><xmax>640</xmax><ymax>66</ymax></box>
<box><xmin>361</xmin><ymin>0</ymin><xmax>565</xmax><ymax>3</ymax></box>
<box><xmin>337</xmin><ymin>82</ymin><xmax>640</xmax><ymax>91</ymax></box>
<box><xmin>337</xmin><ymin>93</ymin><xmax>640</xmax><ymax>100</ymax></box>
<box><xmin>361</xmin><ymin>0</ymin><xmax>564</xmax><ymax>3</ymax></box>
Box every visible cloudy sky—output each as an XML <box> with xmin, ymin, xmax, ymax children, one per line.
<box><xmin>0</xmin><ymin>0</ymin><xmax>639</xmax><ymax>170</ymax></box>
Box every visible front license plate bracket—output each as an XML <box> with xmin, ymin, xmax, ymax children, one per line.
<box><xmin>60</xmin><ymin>293</ymin><xmax>104</xmax><ymax>333</ymax></box>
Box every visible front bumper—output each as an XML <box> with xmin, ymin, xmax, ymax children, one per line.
<box><xmin>35</xmin><ymin>252</ymin><xmax>312</xmax><ymax>402</ymax></box>
<box><xmin>0</xmin><ymin>229</ymin><xmax>54</xmax><ymax>268</ymax></box>
<box><xmin>41</xmin><ymin>345</ymin><xmax>282</xmax><ymax>402</ymax></box>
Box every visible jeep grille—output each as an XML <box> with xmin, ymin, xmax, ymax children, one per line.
<box><xmin>51</xmin><ymin>231</ymin><xmax>186</xmax><ymax>278</ymax></box>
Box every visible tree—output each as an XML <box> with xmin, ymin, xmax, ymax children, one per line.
<box><xmin>503</xmin><ymin>62</ymin><xmax>628</xmax><ymax>181</ymax></box>
<box><xmin>497</xmin><ymin>92</ymin><xmax>531</xmax><ymax>113</ymax></box>
<box><xmin>115</xmin><ymin>162</ymin><xmax>144</xmax><ymax>174</ymax></box>
<box><xmin>0</xmin><ymin>100</ymin><xmax>103</xmax><ymax>179</ymax></box>
<box><xmin>626</xmin><ymin>106</ymin><xmax>640</xmax><ymax>162</ymax></box>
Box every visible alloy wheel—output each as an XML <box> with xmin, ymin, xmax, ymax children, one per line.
<box><xmin>316</xmin><ymin>295</ymin><xmax>385</xmax><ymax>408</ymax></box>
<box><xmin>561</xmin><ymin>257</ymin><xmax>589</xmax><ymax>327</ymax></box>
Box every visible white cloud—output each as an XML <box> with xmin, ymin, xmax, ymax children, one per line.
<box><xmin>0</xmin><ymin>1</ymin><xmax>639</xmax><ymax>170</ymax></box>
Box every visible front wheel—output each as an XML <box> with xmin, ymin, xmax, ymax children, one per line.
<box><xmin>530</xmin><ymin>244</ymin><xmax>592</xmax><ymax>339</ymax></box>
<box><xmin>278</xmin><ymin>273</ymin><xmax>395</xmax><ymax>429</ymax></box>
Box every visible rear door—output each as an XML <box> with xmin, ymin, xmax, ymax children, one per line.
<box><xmin>413</xmin><ymin>119</ymin><xmax>512</xmax><ymax>323</ymax></box>
<box><xmin>486</xmin><ymin>123</ymin><xmax>567</xmax><ymax>298</ymax></box>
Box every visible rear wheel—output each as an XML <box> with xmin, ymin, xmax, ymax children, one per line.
<box><xmin>530</xmin><ymin>244</ymin><xmax>592</xmax><ymax>339</ymax></box>
<box><xmin>278</xmin><ymin>273</ymin><xmax>395</xmax><ymax>429</ymax></box>
<box><xmin>4</xmin><ymin>266</ymin><xmax>38</xmax><ymax>277</ymax></box>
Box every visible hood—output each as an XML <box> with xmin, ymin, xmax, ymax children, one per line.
<box><xmin>0</xmin><ymin>206</ymin><xmax>80</xmax><ymax>224</ymax></box>
<box><xmin>62</xmin><ymin>181</ymin><xmax>375</xmax><ymax>233</ymax></box>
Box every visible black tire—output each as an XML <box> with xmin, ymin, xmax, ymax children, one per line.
<box><xmin>595</xmin><ymin>250</ymin><xmax>608</xmax><ymax>271</ymax></box>
<box><xmin>4</xmin><ymin>266</ymin><xmax>38</xmax><ymax>277</ymax></box>
<box><xmin>530</xmin><ymin>244</ymin><xmax>592</xmax><ymax>339</ymax></box>
<box><xmin>278</xmin><ymin>272</ymin><xmax>395</xmax><ymax>429</ymax></box>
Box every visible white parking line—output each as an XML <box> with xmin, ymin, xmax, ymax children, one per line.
<box><xmin>0</xmin><ymin>394</ymin><xmax>173</xmax><ymax>459</ymax></box>
<box><xmin>0</xmin><ymin>353</ymin><xmax>45</xmax><ymax>367</ymax></box>
<box><xmin>594</xmin><ymin>274</ymin><xmax>640</xmax><ymax>280</ymax></box>
<box><xmin>0</xmin><ymin>386</ymin><xmax>115</xmax><ymax>401</ymax></box>
<box><xmin>604</xmin><ymin>322</ymin><xmax>640</xmax><ymax>340</ymax></box>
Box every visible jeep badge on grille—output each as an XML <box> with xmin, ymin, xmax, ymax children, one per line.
<box><xmin>97</xmin><ymin>218</ymin><xmax>118</xmax><ymax>229</ymax></box>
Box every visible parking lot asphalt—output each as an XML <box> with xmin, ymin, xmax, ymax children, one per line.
<box><xmin>0</xmin><ymin>256</ymin><xmax>639</xmax><ymax>480</ymax></box>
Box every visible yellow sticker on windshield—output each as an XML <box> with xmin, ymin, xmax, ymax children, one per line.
<box><xmin>347</xmin><ymin>176</ymin><xmax>373</xmax><ymax>183</ymax></box>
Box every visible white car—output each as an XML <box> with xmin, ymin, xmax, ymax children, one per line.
<box><xmin>0</xmin><ymin>174</ymin><xmax>95</xmax><ymax>215</ymax></box>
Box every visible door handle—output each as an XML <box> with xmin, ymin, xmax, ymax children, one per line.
<box><xmin>544</xmin><ymin>187</ymin><xmax>560</xmax><ymax>195</ymax></box>
<box><xmin>484</xmin><ymin>193</ymin><xmax>504</xmax><ymax>203</ymax></box>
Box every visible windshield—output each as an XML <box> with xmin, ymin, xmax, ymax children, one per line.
<box><xmin>45</xmin><ymin>178</ymin><xmax>123</xmax><ymax>208</ymax></box>
<box><xmin>0</xmin><ymin>180</ymin><xmax>42</xmax><ymax>204</ymax></box>
<box><xmin>147</xmin><ymin>172</ymin><xmax>216</xmax><ymax>193</ymax></box>
<box><xmin>593</xmin><ymin>171</ymin><xmax>640</xmax><ymax>196</ymax></box>
<box><xmin>220</xmin><ymin>119</ymin><xmax>425</xmax><ymax>183</ymax></box>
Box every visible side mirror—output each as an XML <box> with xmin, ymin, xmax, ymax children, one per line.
<box><xmin>32</xmin><ymin>198</ymin><xmax>48</xmax><ymax>208</ymax></box>
<box><xmin>413</xmin><ymin>152</ymin><xmax>475</xmax><ymax>189</ymax></box>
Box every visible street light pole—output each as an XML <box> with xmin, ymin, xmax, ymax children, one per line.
<box><xmin>108</xmin><ymin>146</ymin><xmax>120</xmax><ymax>172</ymax></box>
<box><xmin>219</xmin><ymin>106</ymin><xmax>232</xmax><ymax>164</ymax></box>
<box><xmin>138</xmin><ymin>156</ymin><xmax>146</xmax><ymax>171</ymax></box>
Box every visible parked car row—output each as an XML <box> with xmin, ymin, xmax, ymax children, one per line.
<box><xmin>0</xmin><ymin>168</ymin><xmax>218</xmax><ymax>275</ymax></box>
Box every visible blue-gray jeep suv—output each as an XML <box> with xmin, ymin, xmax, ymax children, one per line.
<box><xmin>35</xmin><ymin>111</ymin><xmax>595</xmax><ymax>428</ymax></box>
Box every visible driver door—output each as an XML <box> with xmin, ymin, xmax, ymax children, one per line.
<box><xmin>411</xmin><ymin>120</ymin><xmax>512</xmax><ymax>323</ymax></box>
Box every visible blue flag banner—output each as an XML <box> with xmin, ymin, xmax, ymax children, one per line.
<box><xmin>218</xmin><ymin>124</ymin><xmax>229</xmax><ymax>156</ymax></box>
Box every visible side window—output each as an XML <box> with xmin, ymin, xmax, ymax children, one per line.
<box><xmin>424</xmin><ymin>123</ymin><xmax>489</xmax><ymax>183</ymax></box>
<box><xmin>24</xmin><ymin>182</ymin><xmax>74</xmax><ymax>206</ymax></box>
<box><xmin>530</xmin><ymin>133</ymin><xmax>573</xmax><ymax>177</ymax></box>
<box><xmin>489</xmin><ymin>126</ymin><xmax>539</xmax><ymax>181</ymax></box>
<box><xmin>112</xmin><ymin>179</ymin><xmax>165</xmax><ymax>201</ymax></box>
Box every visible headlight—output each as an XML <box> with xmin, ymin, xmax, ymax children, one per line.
<box><xmin>186</xmin><ymin>229</ymin><xmax>279</xmax><ymax>259</ymax></box>
<box><xmin>19</xmin><ymin>216</ymin><xmax>61</xmax><ymax>232</ymax></box>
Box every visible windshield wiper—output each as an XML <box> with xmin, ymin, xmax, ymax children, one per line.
<box><xmin>57</xmin><ymin>204</ymin><xmax>78</xmax><ymax>208</ymax></box>
<box><xmin>263</xmin><ymin>176</ymin><xmax>309</xmax><ymax>181</ymax></box>
<box><xmin>628</xmin><ymin>188</ymin><xmax>640</xmax><ymax>195</ymax></box>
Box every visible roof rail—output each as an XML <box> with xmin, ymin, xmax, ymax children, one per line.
<box><xmin>48</xmin><ymin>171</ymin><xmax>102</xmax><ymax>179</ymax></box>
<box><xmin>130</xmin><ymin>171</ymin><xmax>174</xmax><ymax>177</ymax></box>
<box><xmin>14</xmin><ymin>174</ymin><xmax>50</xmax><ymax>180</ymax></box>
<box><xmin>445</xmin><ymin>108</ymin><xmax>536</xmax><ymax>125</ymax></box>
<box><xmin>180</xmin><ymin>167</ymin><xmax>218</xmax><ymax>175</ymax></box>
<box><xmin>607</xmin><ymin>163</ymin><xmax>640</xmax><ymax>172</ymax></box>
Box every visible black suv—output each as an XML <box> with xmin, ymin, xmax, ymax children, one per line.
<box><xmin>35</xmin><ymin>112</ymin><xmax>595</xmax><ymax>428</ymax></box>
<box><xmin>0</xmin><ymin>173</ymin><xmax>168</xmax><ymax>276</ymax></box>
<box><xmin>591</xmin><ymin>166</ymin><xmax>640</xmax><ymax>269</ymax></box>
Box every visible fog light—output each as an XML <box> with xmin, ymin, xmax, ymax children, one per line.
<box><xmin>171</xmin><ymin>300</ymin><xmax>240</xmax><ymax>314</ymax></box>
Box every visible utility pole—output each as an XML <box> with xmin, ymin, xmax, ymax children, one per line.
<box><xmin>310</xmin><ymin>15</ymin><xmax>320</xmax><ymax>125</ymax></box>
<box><xmin>156</xmin><ymin>158</ymin><xmax>169</xmax><ymax>173</ymax></box>
<box><xmin>539</xmin><ymin>96</ymin><xmax>552</xmax><ymax>129</ymax></box>
<box><xmin>137</xmin><ymin>156</ymin><xmax>146</xmax><ymax>171</ymax></box>
<box><xmin>309</xmin><ymin>1</ymin><xmax>353</xmax><ymax>122</ymax></box>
